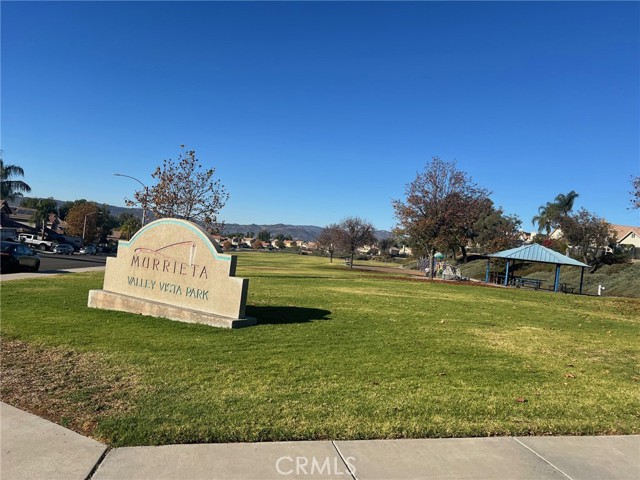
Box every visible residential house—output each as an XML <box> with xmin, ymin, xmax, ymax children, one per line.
<box><xmin>547</xmin><ymin>223</ymin><xmax>640</xmax><ymax>259</ymax></box>
<box><xmin>610</xmin><ymin>224</ymin><xmax>640</xmax><ymax>259</ymax></box>
<box><xmin>518</xmin><ymin>231</ymin><xmax>536</xmax><ymax>244</ymax></box>
<box><xmin>610</xmin><ymin>224</ymin><xmax>640</xmax><ymax>248</ymax></box>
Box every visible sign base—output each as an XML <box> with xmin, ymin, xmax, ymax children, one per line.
<box><xmin>88</xmin><ymin>290</ymin><xmax>257</xmax><ymax>329</ymax></box>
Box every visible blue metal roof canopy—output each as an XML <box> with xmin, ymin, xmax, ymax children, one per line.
<box><xmin>484</xmin><ymin>243</ymin><xmax>589</xmax><ymax>293</ymax></box>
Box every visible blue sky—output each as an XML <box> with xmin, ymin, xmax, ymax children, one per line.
<box><xmin>2</xmin><ymin>1</ymin><xmax>639</xmax><ymax>231</ymax></box>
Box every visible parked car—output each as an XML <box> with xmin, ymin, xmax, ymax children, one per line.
<box><xmin>53</xmin><ymin>243</ymin><xmax>75</xmax><ymax>255</ymax></box>
<box><xmin>0</xmin><ymin>241</ymin><xmax>41</xmax><ymax>272</ymax></box>
<box><xmin>79</xmin><ymin>245</ymin><xmax>97</xmax><ymax>255</ymax></box>
<box><xmin>18</xmin><ymin>233</ymin><xmax>55</xmax><ymax>251</ymax></box>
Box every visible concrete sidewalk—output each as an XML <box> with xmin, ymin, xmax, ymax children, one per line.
<box><xmin>1</xmin><ymin>403</ymin><xmax>106</xmax><ymax>480</ymax></box>
<box><xmin>1</xmin><ymin>403</ymin><xmax>638</xmax><ymax>480</ymax></box>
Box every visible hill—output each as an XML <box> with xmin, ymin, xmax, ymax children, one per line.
<box><xmin>221</xmin><ymin>223</ymin><xmax>323</xmax><ymax>241</ymax></box>
<box><xmin>221</xmin><ymin>223</ymin><xmax>391</xmax><ymax>242</ymax></box>
<box><xmin>17</xmin><ymin>198</ymin><xmax>391</xmax><ymax>242</ymax></box>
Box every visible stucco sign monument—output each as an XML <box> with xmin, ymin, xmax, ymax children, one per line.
<box><xmin>88</xmin><ymin>218</ymin><xmax>256</xmax><ymax>328</ymax></box>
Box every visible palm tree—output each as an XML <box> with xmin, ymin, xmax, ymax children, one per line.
<box><xmin>30</xmin><ymin>198</ymin><xmax>58</xmax><ymax>239</ymax></box>
<box><xmin>532</xmin><ymin>203</ymin><xmax>557</xmax><ymax>234</ymax></box>
<box><xmin>0</xmin><ymin>156</ymin><xmax>32</xmax><ymax>202</ymax></box>
<box><xmin>532</xmin><ymin>191</ymin><xmax>579</xmax><ymax>234</ymax></box>
<box><xmin>553</xmin><ymin>190</ymin><xmax>579</xmax><ymax>216</ymax></box>
<box><xmin>119</xmin><ymin>217</ymin><xmax>142</xmax><ymax>240</ymax></box>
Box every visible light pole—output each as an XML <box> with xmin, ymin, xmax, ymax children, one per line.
<box><xmin>113</xmin><ymin>173</ymin><xmax>148</xmax><ymax>225</ymax></box>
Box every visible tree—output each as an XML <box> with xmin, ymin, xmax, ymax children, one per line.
<box><xmin>473</xmin><ymin>205</ymin><xmax>522</xmax><ymax>253</ymax></box>
<box><xmin>392</xmin><ymin>157</ymin><xmax>489</xmax><ymax>278</ymax></box>
<box><xmin>333</xmin><ymin>217</ymin><xmax>376</xmax><ymax>269</ymax></box>
<box><xmin>439</xmin><ymin>195</ymin><xmax>493</xmax><ymax>261</ymax></box>
<box><xmin>119</xmin><ymin>216</ymin><xmax>142</xmax><ymax>241</ymax></box>
<box><xmin>96</xmin><ymin>205</ymin><xmax>118</xmax><ymax>244</ymax></box>
<box><xmin>23</xmin><ymin>198</ymin><xmax>58</xmax><ymax>239</ymax></box>
<box><xmin>378</xmin><ymin>237</ymin><xmax>396</xmax><ymax>256</ymax></box>
<box><xmin>58</xmin><ymin>199</ymin><xmax>90</xmax><ymax>221</ymax></box>
<box><xmin>118</xmin><ymin>212</ymin><xmax>139</xmax><ymax>226</ymax></box>
<box><xmin>0</xmin><ymin>156</ymin><xmax>32</xmax><ymax>202</ymax></box>
<box><xmin>531</xmin><ymin>204</ymin><xmax>558</xmax><ymax>235</ymax></box>
<box><xmin>558</xmin><ymin>208</ymin><xmax>612</xmax><ymax>265</ymax></box>
<box><xmin>533</xmin><ymin>235</ymin><xmax>568</xmax><ymax>255</ymax></box>
<box><xmin>127</xmin><ymin>146</ymin><xmax>229</xmax><ymax>232</ymax></box>
<box><xmin>65</xmin><ymin>202</ymin><xmax>101</xmax><ymax>243</ymax></box>
<box><xmin>631</xmin><ymin>176</ymin><xmax>640</xmax><ymax>210</ymax></box>
<box><xmin>258</xmin><ymin>230</ymin><xmax>271</xmax><ymax>242</ymax></box>
<box><xmin>532</xmin><ymin>190</ymin><xmax>579</xmax><ymax>234</ymax></box>
<box><xmin>317</xmin><ymin>224</ymin><xmax>344</xmax><ymax>263</ymax></box>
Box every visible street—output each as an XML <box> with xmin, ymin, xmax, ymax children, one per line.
<box><xmin>37</xmin><ymin>252</ymin><xmax>107</xmax><ymax>272</ymax></box>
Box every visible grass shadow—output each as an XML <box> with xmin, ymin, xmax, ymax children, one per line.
<box><xmin>246</xmin><ymin>305</ymin><xmax>332</xmax><ymax>325</ymax></box>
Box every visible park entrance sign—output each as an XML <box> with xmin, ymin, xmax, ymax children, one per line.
<box><xmin>88</xmin><ymin>218</ymin><xmax>256</xmax><ymax>328</ymax></box>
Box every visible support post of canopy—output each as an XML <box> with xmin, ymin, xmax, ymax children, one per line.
<box><xmin>579</xmin><ymin>267</ymin><xmax>585</xmax><ymax>295</ymax></box>
<box><xmin>504</xmin><ymin>260</ymin><xmax>510</xmax><ymax>286</ymax></box>
<box><xmin>554</xmin><ymin>264</ymin><xmax>561</xmax><ymax>292</ymax></box>
<box><xmin>485</xmin><ymin>258</ymin><xmax>490</xmax><ymax>283</ymax></box>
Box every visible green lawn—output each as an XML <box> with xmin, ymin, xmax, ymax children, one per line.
<box><xmin>1</xmin><ymin>252</ymin><xmax>639</xmax><ymax>446</ymax></box>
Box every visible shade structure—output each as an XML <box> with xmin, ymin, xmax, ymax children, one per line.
<box><xmin>484</xmin><ymin>243</ymin><xmax>589</xmax><ymax>293</ymax></box>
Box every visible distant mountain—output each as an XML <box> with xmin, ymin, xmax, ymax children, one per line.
<box><xmin>221</xmin><ymin>223</ymin><xmax>392</xmax><ymax>242</ymax></box>
<box><xmin>221</xmin><ymin>223</ymin><xmax>323</xmax><ymax>242</ymax></box>
<box><xmin>16</xmin><ymin>198</ymin><xmax>391</xmax><ymax>241</ymax></box>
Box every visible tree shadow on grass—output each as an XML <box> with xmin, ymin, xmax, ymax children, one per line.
<box><xmin>246</xmin><ymin>305</ymin><xmax>332</xmax><ymax>325</ymax></box>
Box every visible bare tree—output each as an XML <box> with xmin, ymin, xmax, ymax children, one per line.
<box><xmin>631</xmin><ymin>176</ymin><xmax>640</xmax><ymax>210</ymax></box>
<box><xmin>127</xmin><ymin>146</ymin><xmax>229</xmax><ymax>232</ymax></box>
<box><xmin>392</xmin><ymin>157</ymin><xmax>489</xmax><ymax>278</ymax></box>
<box><xmin>335</xmin><ymin>217</ymin><xmax>376</xmax><ymax>269</ymax></box>
<box><xmin>317</xmin><ymin>224</ymin><xmax>345</xmax><ymax>263</ymax></box>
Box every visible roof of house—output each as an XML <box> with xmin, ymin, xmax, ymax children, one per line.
<box><xmin>0</xmin><ymin>212</ymin><xmax>36</xmax><ymax>231</ymax></box>
<box><xmin>485</xmin><ymin>243</ymin><xmax>589</xmax><ymax>267</ymax></box>
<box><xmin>610</xmin><ymin>224</ymin><xmax>640</xmax><ymax>242</ymax></box>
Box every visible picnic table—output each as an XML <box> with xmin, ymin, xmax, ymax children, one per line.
<box><xmin>494</xmin><ymin>273</ymin><xmax>515</xmax><ymax>285</ymax></box>
<box><xmin>559</xmin><ymin>283</ymin><xmax>574</xmax><ymax>293</ymax></box>
<box><xmin>547</xmin><ymin>283</ymin><xmax>575</xmax><ymax>293</ymax></box>
<box><xmin>515</xmin><ymin>278</ymin><xmax>543</xmax><ymax>290</ymax></box>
